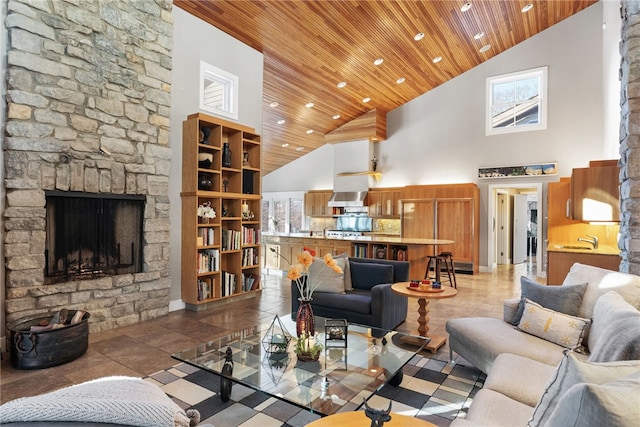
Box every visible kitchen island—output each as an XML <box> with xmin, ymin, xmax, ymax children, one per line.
<box><xmin>262</xmin><ymin>232</ymin><xmax>453</xmax><ymax>279</ymax></box>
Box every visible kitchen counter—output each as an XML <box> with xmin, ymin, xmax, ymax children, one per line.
<box><xmin>547</xmin><ymin>243</ymin><xmax>620</xmax><ymax>256</ymax></box>
<box><xmin>546</xmin><ymin>242</ymin><xmax>621</xmax><ymax>285</ymax></box>
<box><xmin>262</xmin><ymin>232</ymin><xmax>453</xmax><ymax>246</ymax></box>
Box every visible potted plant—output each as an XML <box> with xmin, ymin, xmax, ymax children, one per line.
<box><xmin>294</xmin><ymin>332</ymin><xmax>323</xmax><ymax>362</ymax></box>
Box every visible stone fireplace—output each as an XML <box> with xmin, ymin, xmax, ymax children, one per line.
<box><xmin>3</xmin><ymin>0</ymin><xmax>173</xmax><ymax>333</ymax></box>
<box><xmin>44</xmin><ymin>192</ymin><xmax>145</xmax><ymax>284</ymax></box>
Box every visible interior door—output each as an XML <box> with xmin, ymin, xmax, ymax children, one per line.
<box><xmin>497</xmin><ymin>193</ymin><xmax>508</xmax><ymax>265</ymax></box>
<box><xmin>513</xmin><ymin>194</ymin><xmax>528</xmax><ymax>264</ymax></box>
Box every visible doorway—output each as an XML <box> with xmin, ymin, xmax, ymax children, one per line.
<box><xmin>488</xmin><ymin>183</ymin><xmax>543</xmax><ymax>278</ymax></box>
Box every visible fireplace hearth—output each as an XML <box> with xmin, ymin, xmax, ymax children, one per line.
<box><xmin>45</xmin><ymin>192</ymin><xmax>145</xmax><ymax>284</ymax></box>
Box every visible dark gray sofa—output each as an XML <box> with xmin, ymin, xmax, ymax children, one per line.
<box><xmin>290</xmin><ymin>257</ymin><xmax>409</xmax><ymax>332</ymax></box>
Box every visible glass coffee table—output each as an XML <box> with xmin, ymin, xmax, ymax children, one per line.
<box><xmin>172</xmin><ymin>314</ymin><xmax>428</xmax><ymax>416</ymax></box>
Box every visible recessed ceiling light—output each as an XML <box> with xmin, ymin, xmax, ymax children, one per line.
<box><xmin>521</xmin><ymin>3</ymin><xmax>533</xmax><ymax>13</ymax></box>
<box><xmin>396</xmin><ymin>77</ymin><xmax>405</xmax><ymax>84</ymax></box>
<box><xmin>296</xmin><ymin>147</ymin><xmax>304</xmax><ymax>151</ymax></box>
<box><xmin>473</xmin><ymin>31</ymin><xmax>485</xmax><ymax>40</ymax></box>
<box><xmin>306</xmin><ymin>129</ymin><xmax>314</xmax><ymax>134</ymax></box>
<box><xmin>337</xmin><ymin>81</ymin><xmax>347</xmax><ymax>88</ymax></box>
<box><xmin>333</xmin><ymin>114</ymin><xmax>341</xmax><ymax>120</ymax></box>
<box><xmin>373</xmin><ymin>58</ymin><xmax>384</xmax><ymax>66</ymax></box>
<box><xmin>269</xmin><ymin>101</ymin><xmax>279</xmax><ymax>108</ymax></box>
<box><xmin>479</xmin><ymin>44</ymin><xmax>491</xmax><ymax>53</ymax></box>
<box><xmin>362</xmin><ymin>97</ymin><xmax>371</xmax><ymax>103</ymax></box>
<box><xmin>461</xmin><ymin>2</ymin><xmax>472</xmax><ymax>12</ymax></box>
<box><xmin>432</xmin><ymin>56</ymin><xmax>442</xmax><ymax>63</ymax></box>
<box><xmin>277</xmin><ymin>119</ymin><xmax>285</xmax><ymax>125</ymax></box>
<box><xmin>414</xmin><ymin>32</ymin><xmax>425</xmax><ymax>41</ymax></box>
<box><xmin>305</xmin><ymin>102</ymin><xmax>314</xmax><ymax>108</ymax></box>
<box><xmin>281</xmin><ymin>143</ymin><xmax>289</xmax><ymax>147</ymax></box>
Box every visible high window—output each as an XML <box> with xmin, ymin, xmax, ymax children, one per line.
<box><xmin>486</xmin><ymin>66</ymin><xmax>547</xmax><ymax>135</ymax></box>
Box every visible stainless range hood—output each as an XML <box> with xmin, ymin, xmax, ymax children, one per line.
<box><xmin>328</xmin><ymin>191</ymin><xmax>368</xmax><ymax>207</ymax></box>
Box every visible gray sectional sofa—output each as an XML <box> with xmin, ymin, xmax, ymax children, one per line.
<box><xmin>445</xmin><ymin>263</ymin><xmax>640</xmax><ymax>426</ymax></box>
<box><xmin>290</xmin><ymin>257</ymin><xmax>409</xmax><ymax>332</ymax></box>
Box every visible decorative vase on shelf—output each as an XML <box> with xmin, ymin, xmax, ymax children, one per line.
<box><xmin>222</xmin><ymin>142</ymin><xmax>232</xmax><ymax>167</ymax></box>
<box><xmin>198</xmin><ymin>174</ymin><xmax>212</xmax><ymax>191</ymax></box>
<box><xmin>296</xmin><ymin>298</ymin><xmax>315</xmax><ymax>337</ymax></box>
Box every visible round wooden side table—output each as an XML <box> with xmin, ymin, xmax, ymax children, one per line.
<box><xmin>306</xmin><ymin>411</ymin><xmax>437</xmax><ymax>426</ymax></box>
<box><xmin>391</xmin><ymin>282</ymin><xmax>458</xmax><ymax>353</ymax></box>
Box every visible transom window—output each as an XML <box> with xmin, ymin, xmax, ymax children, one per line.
<box><xmin>486</xmin><ymin>66</ymin><xmax>547</xmax><ymax>135</ymax></box>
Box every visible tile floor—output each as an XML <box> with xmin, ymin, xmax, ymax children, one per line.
<box><xmin>1</xmin><ymin>259</ymin><xmax>538</xmax><ymax>408</ymax></box>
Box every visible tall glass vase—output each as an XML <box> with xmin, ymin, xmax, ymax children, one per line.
<box><xmin>296</xmin><ymin>298</ymin><xmax>315</xmax><ymax>337</ymax></box>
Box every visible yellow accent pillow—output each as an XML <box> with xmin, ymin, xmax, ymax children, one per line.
<box><xmin>517</xmin><ymin>299</ymin><xmax>591</xmax><ymax>349</ymax></box>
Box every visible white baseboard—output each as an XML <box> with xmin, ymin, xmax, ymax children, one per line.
<box><xmin>169</xmin><ymin>299</ymin><xmax>186</xmax><ymax>312</ymax></box>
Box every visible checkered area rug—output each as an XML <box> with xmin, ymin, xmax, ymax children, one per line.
<box><xmin>145</xmin><ymin>355</ymin><xmax>485</xmax><ymax>427</ymax></box>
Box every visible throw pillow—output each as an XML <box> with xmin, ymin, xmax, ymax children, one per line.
<box><xmin>528</xmin><ymin>351</ymin><xmax>640</xmax><ymax>427</ymax></box>
<box><xmin>544</xmin><ymin>371</ymin><xmax>640</xmax><ymax>427</ymax></box>
<box><xmin>350</xmin><ymin>261</ymin><xmax>394</xmax><ymax>291</ymax></box>
<box><xmin>562</xmin><ymin>262</ymin><xmax>640</xmax><ymax>319</ymax></box>
<box><xmin>310</xmin><ymin>255</ymin><xmax>346</xmax><ymax>294</ymax></box>
<box><xmin>517</xmin><ymin>299</ymin><xmax>590</xmax><ymax>350</ymax></box>
<box><xmin>343</xmin><ymin>257</ymin><xmax>353</xmax><ymax>291</ymax></box>
<box><xmin>588</xmin><ymin>291</ymin><xmax>640</xmax><ymax>360</ymax></box>
<box><xmin>511</xmin><ymin>277</ymin><xmax>588</xmax><ymax>325</ymax></box>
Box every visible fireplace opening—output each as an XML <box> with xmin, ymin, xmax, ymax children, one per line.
<box><xmin>45</xmin><ymin>192</ymin><xmax>145</xmax><ymax>284</ymax></box>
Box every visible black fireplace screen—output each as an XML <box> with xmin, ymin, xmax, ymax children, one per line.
<box><xmin>45</xmin><ymin>192</ymin><xmax>145</xmax><ymax>284</ymax></box>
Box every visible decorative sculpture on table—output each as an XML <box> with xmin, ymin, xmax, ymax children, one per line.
<box><xmin>364</xmin><ymin>399</ymin><xmax>392</xmax><ymax>427</ymax></box>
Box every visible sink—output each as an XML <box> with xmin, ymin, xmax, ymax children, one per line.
<box><xmin>555</xmin><ymin>245</ymin><xmax>592</xmax><ymax>250</ymax></box>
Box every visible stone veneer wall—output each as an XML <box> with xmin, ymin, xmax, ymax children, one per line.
<box><xmin>620</xmin><ymin>1</ymin><xmax>640</xmax><ymax>275</ymax></box>
<box><xmin>3</xmin><ymin>0</ymin><xmax>173</xmax><ymax>332</ymax></box>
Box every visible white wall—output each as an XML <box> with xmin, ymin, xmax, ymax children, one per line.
<box><xmin>169</xmin><ymin>8</ymin><xmax>263</xmax><ymax>306</ymax></box>
<box><xmin>264</xmin><ymin>2</ymin><xmax>617</xmax><ymax>269</ymax></box>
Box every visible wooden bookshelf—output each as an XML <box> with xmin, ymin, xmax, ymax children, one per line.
<box><xmin>181</xmin><ymin>112</ymin><xmax>261</xmax><ymax>309</ymax></box>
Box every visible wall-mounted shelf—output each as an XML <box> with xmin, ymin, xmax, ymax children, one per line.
<box><xmin>336</xmin><ymin>171</ymin><xmax>382</xmax><ymax>182</ymax></box>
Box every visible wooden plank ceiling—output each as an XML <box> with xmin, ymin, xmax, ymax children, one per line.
<box><xmin>174</xmin><ymin>0</ymin><xmax>598</xmax><ymax>175</ymax></box>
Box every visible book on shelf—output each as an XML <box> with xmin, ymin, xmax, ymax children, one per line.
<box><xmin>222</xmin><ymin>229</ymin><xmax>241</xmax><ymax>251</ymax></box>
<box><xmin>241</xmin><ymin>226</ymin><xmax>259</xmax><ymax>245</ymax></box>
<box><xmin>197</xmin><ymin>249</ymin><xmax>219</xmax><ymax>273</ymax></box>
<box><xmin>242</xmin><ymin>273</ymin><xmax>256</xmax><ymax>292</ymax></box>
<box><xmin>197</xmin><ymin>279</ymin><xmax>212</xmax><ymax>301</ymax></box>
<box><xmin>198</xmin><ymin>227</ymin><xmax>215</xmax><ymax>246</ymax></box>
<box><xmin>242</xmin><ymin>247</ymin><xmax>259</xmax><ymax>266</ymax></box>
<box><xmin>221</xmin><ymin>271</ymin><xmax>237</xmax><ymax>297</ymax></box>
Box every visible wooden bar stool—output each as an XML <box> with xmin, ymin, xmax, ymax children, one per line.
<box><xmin>438</xmin><ymin>251</ymin><xmax>458</xmax><ymax>289</ymax></box>
<box><xmin>424</xmin><ymin>253</ymin><xmax>457</xmax><ymax>289</ymax></box>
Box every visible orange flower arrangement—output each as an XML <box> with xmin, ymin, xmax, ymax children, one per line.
<box><xmin>287</xmin><ymin>251</ymin><xmax>343</xmax><ymax>300</ymax></box>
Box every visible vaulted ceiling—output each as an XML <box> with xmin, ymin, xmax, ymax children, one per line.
<box><xmin>174</xmin><ymin>0</ymin><xmax>598</xmax><ymax>175</ymax></box>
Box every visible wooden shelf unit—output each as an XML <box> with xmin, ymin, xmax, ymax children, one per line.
<box><xmin>181</xmin><ymin>112</ymin><xmax>261</xmax><ymax>309</ymax></box>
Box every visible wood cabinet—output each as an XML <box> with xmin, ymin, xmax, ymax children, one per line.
<box><xmin>181</xmin><ymin>112</ymin><xmax>261</xmax><ymax>309</ymax></box>
<box><xmin>547</xmin><ymin>251</ymin><xmax>620</xmax><ymax>285</ymax></box>
<box><xmin>400</xmin><ymin>184</ymin><xmax>480</xmax><ymax>274</ymax></box>
<box><xmin>304</xmin><ymin>190</ymin><xmax>332</xmax><ymax>217</ymax></box>
<box><xmin>570</xmin><ymin>160</ymin><xmax>620</xmax><ymax>222</ymax></box>
<box><xmin>368</xmin><ymin>188</ymin><xmax>402</xmax><ymax>218</ymax></box>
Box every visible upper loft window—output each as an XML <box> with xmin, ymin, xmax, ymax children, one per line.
<box><xmin>486</xmin><ymin>66</ymin><xmax>547</xmax><ymax>135</ymax></box>
<box><xmin>200</xmin><ymin>61</ymin><xmax>239</xmax><ymax>120</ymax></box>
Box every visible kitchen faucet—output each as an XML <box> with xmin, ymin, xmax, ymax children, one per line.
<box><xmin>577</xmin><ymin>234</ymin><xmax>598</xmax><ymax>249</ymax></box>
